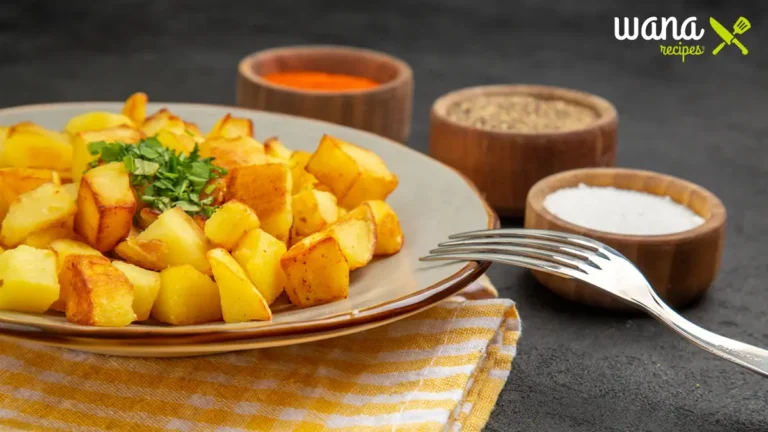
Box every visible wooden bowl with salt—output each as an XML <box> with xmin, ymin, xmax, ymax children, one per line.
<box><xmin>430</xmin><ymin>85</ymin><xmax>618</xmax><ymax>216</ymax></box>
<box><xmin>525</xmin><ymin>167</ymin><xmax>726</xmax><ymax>310</ymax></box>
<box><xmin>237</xmin><ymin>45</ymin><xmax>414</xmax><ymax>143</ymax></box>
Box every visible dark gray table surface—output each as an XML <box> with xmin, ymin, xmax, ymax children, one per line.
<box><xmin>1</xmin><ymin>1</ymin><xmax>767</xmax><ymax>430</ymax></box>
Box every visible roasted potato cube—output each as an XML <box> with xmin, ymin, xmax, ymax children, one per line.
<box><xmin>139</xmin><ymin>109</ymin><xmax>186</xmax><ymax>137</ymax></box>
<box><xmin>184</xmin><ymin>122</ymin><xmax>204</xmax><ymax>141</ymax></box>
<box><xmin>0</xmin><ymin>245</ymin><xmax>59</xmax><ymax>313</ymax></box>
<box><xmin>74</xmin><ymin>162</ymin><xmax>136</xmax><ymax>252</ymax></box>
<box><xmin>156</xmin><ymin>130</ymin><xmax>196</xmax><ymax>155</ymax></box>
<box><xmin>62</xmin><ymin>182</ymin><xmax>79</xmax><ymax>200</ymax></box>
<box><xmin>136</xmin><ymin>207</ymin><xmax>160</xmax><ymax>230</ymax></box>
<box><xmin>60</xmin><ymin>255</ymin><xmax>136</xmax><ymax>327</ymax></box>
<box><xmin>22</xmin><ymin>225</ymin><xmax>79</xmax><ymax>249</ymax></box>
<box><xmin>64</xmin><ymin>112</ymin><xmax>135</xmax><ymax>135</ymax></box>
<box><xmin>48</xmin><ymin>239</ymin><xmax>102</xmax><ymax>311</ymax></box>
<box><xmin>204</xmin><ymin>200</ymin><xmax>260</xmax><ymax>250</ymax></box>
<box><xmin>121</xmin><ymin>92</ymin><xmax>148</xmax><ymax>124</ymax></box>
<box><xmin>291</xmin><ymin>189</ymin><xmax>339</xmax><ymax>244</ymax></box>
<box><xmin>2</xmin><ymin>123</ymin><xmax>73</xmax><ymax>172</ymax></box>
<box><xmin>207</xmin><ymin>113</ymin><xmax>254</xmax><ymax>138</ymax></box>
<box><xmin>1</xmin><ymin>183</ymin><xmax>77</xmax><ymax>247</ymax></box>
<box><xmin>0</xmin><ymin>126</ymin><xmax>9</xmax><ymax>163</ymax></box>
<box><xmin>363</xmin><ymin>200</ymin><xmax>404</xmax><ymax>255</ymax></box>
<box><xmin>227</xmin><ymin>163</ymin><xmax>292</xmax><ymax>243</ymax></box>
<box><xmin>325</xmin><ymin>204</ymin><xmax>376</xmax><ymax>270</ymax></box>
<box><xmin>137</xmin><ymin>207</ymin><xmax>212</xmax><ymax>274</ymax></box>
<box><xmin>232</xmin><ymin>228</ymin><xmax>287</xmax><ymax>305</ymax></box>
<box><xmin>152</xmin><ymin>265</ymin><xmax>222</xmax><ymax>325</ymax></box>
<box><xmin>0</xmin><ymin>167</ymin><xmax>60</xmax><ymax>220</ymax></box>
<box><xmin>112</xmin><ymin>260</ymin><xmax>161</xmax><ymax>321</ymax></box>
<box><xmin>49</xmin><ymin>239</ymin><xmax>103</xmax><ymax>273</ymax></box>
<box><xmin>264</xmin><ymin>137</ymin><xmax>292</xmax><ymax>161</ymax></box>
<box><xmin>281</xmin><ymin>231</ymin><xmax>349</xmax><ymax>307</ymax></box>
<box><xmin>288</xmin><ymin>150</ymin><xmax>321</xmax><ymax>194</ymax></box>
<box><xmin>207</xmin><ymin>248</ymin><xmax>272</xmax><ymax>323</ymax></box>
<box><xmin>71</xmin><ymin>126</ymin><xmax>143</xmax><ymax>184</ymax></box>
<box><xmin>114</xmin><ymin>237</ymin><xmax>169</xmax><ymax>271</ymax></box>
<box><xmin>199</xmin><ymin>136</ymin><xmax>266</xmax><ymax>170</ymax></box>
<box><xmin>306</xmin><ymin>135</ymin><xmax>398</xmax><ymax>208</ymax></box>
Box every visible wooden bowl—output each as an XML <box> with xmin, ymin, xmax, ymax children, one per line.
<box><xmin>430</xmin><ymin>85</ymin><xmax>618</xmax><ymax>216</ymax></box>
<box><xmin>237</xmin><ymin>45</ymin><xmax>414</xmax><ymax>143</ymax></box>
<box><xmin>525</xmin><ymin>167</ymin><xmax>726</xmax><ymax>310</ymax></box>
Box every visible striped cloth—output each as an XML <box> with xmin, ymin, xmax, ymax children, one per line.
<box><xmin>0</xmin><ymin>276</ymin><xmax>520</xmax><ymax>431</ymax></box>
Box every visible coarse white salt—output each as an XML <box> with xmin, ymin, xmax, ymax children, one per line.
<box><xmin>543</xmin><ymin>183</ymin><xmax>705</xmax><ymax>235</ymax></box>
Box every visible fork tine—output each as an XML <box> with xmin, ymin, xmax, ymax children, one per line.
<box><xmin>448</xmin><ymin>228</ymin><xmax>601</xmax><ymax>251</ymax></box>
<box><xmin>419</xmin><ymin>251</ymin><xmax>587</xmax><ymax>280</ymax></box>
<box><xmin>428</xmin><ymin>244</ymin><xmax>594</xmax><ymax>270</ymax></box>
<box><xmin>437</xmin><ymin>237</ymin><xmax>602</xmax><ymax>260</ymax></box>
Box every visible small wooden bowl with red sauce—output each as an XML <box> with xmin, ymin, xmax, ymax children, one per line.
<box><xmin>237</xmin><ymin>45</ymin><xmax>414</xmax><ymax>143</ymax></box>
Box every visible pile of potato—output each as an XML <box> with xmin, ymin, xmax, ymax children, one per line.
<box><xmin>0</xmin><ymin>93</ymin><xmax>404</xmax><ymax>327</ymax></box>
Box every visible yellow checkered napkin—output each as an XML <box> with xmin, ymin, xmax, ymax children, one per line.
<box><xmin>0</xmin><ymin>276</ymin><xmax>520</xmax><ymax>431</ymax></box>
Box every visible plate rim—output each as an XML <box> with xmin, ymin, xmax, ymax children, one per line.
<box><xmin>0</xmin><ymin>101</ymin><xmax>500</xmax><ymax>339</ymax></box>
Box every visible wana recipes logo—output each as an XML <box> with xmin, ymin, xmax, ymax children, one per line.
<box><xmin>614</xmin><ymin>16</ymin><xmax>752</xmax><ymax>62</ymax></box>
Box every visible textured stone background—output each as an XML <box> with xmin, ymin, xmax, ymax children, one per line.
<box><xmin>1</xmin><ymin>0</ymin><xmax>767</xmax><ymax>430</ymax></box>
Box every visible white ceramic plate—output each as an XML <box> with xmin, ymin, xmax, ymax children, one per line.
<box><xmin>0</xmin><ymin>102</ymin><xmax>496</xmax><ymax>341</ymax></box>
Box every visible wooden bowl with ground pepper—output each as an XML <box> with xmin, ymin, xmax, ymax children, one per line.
<box><xmin>430</xmin><ymin>85</ymin><xmax>618</xmax><ymax>216</ymax></box>
<box><xmin>525</xmin><ymin>167</ymin><xmax>726</xmax><ymax>310</ymax></box>
<box><xmin>238</xmin><ymin>45</ymin><xmax>414</xmax><ymax>143</ymax></box>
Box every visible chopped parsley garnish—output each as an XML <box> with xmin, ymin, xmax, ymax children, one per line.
<box><xmin>88</xmin><ymin>137</ymin><xmax>228</xmax><ymax>218</ymax></box>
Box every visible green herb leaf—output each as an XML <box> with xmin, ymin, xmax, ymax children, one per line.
<box><xmin>134</xmin><ymin>159</ymin><xmax>160</xmax><ymax>176</ymax></box>
<box><xmin>87</xmin><ymin>138</ymin><xmax>226</xmax><ymax>218</ymax></box>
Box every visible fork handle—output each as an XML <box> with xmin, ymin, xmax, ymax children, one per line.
<box><xmin>644</xmin><ymin>293</ymin><xmax>768</xmax><ymax>377</ymax></box>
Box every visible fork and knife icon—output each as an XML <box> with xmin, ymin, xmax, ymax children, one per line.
<box><xmin>710</xmin><ymin>17</ymin><xmax>751</xmax><ymax>55</ymax></box>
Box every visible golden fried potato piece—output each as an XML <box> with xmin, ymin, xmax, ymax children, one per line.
<box><xmin>0</xmin><ymin>167</ymin><xmax>60</xmax><ymax>220</ymax></box>
<box><xmin>207</xmin><ymin>248</ymin><xmax>272</xmax><ymax>323</ymax></box>
<box><xmin>49</xmin><ymin>239</ymin><xmax>102</xmax><ymax>272</ymax></box>
<box><xmin>264</xmin><ymin>137</ymin><xmax>292</xmax><ymax>162</ymax></box>
<box><xmin>2</xmin><ymin>123</ymin><xmax>73</xmax><ymax>173</ymax></box>
<box><xmin>71</xmin><ymin>126</ymin><xmax>143</xmax><ymax>185</ymax></box>
<box><xmin>22</xmin><ymin>225</ymin><xmax>79</xmax><ymax>249</ymax></box>
<box><xmin>290</xmin><ymin>189</ymin><xmax>339</xmax><ymax>245</ymax></box>
<box><xmin>207</xmin><ymin>113</ymin><xmax>254</xmax><ymax>138</ymax></box>
<box><xmin>121</xmin><ymin>92</ymin><xmax>148</xmax><ymax>124</ymax></box>
<box><xmin>306</xmin><ymin>135</ymin><xmax>398</xmax><ymax>208</ymax></box>
<box><xmin>156</xmin><ymin>130</ymin><xmax>197</xmax><ymax>156</ymax></box>
<box><xmin>280</xmin><ymin>231</ymin><xmax>349</xmax><ymax>308</ymax></box>
<box><xmin>140</xmin><ymin>109</ymin><xmax>186</xmax><ymax>137</ymax></box>
<box><xmin>232</xmin><ymin>228</ymin><xmax>287</xmax><ymax>305</ymax></box>
<box><xmin>136</xmin><ymin>207</ymin><xmax>160</xmax><ymax>230</ymax></box>
<box><xmin>74</xmin><ymin>162</ymin><xmax>136</xmax><ymax>252</ymax></box>
<box><xmin>0</xmin><ymin>245</ymin><xmax>59</xmax><ymax>313</ymax></box>
<box><xmin>112</xmin><ymin>260</ymin><xmax>161</xmax><ymax>321</ymax></box>
<box><xmin>48</xmin><ymin>239</ymin><xmax>103</xmax><ymax>311</ymax></box>
<box><xmin>325</xmin><ymin>204</ymin><xmax>376</xmax><ymax>270</ymax></box>
<box><xmin>199</xmin><ymin>136</ymin><xmax>266</xmax><ymax>170</ymax></box>
<box><xmin>204</xmin><ymin>200</ymin><xmax>260</xmax><ymax>250</ymax></box>
<box><xmin>363</xmin><ymin>200</ymin><xmax>404</xmax><ymax>256</ymax></box>
<box><xmin>1</xmin><ymin>183</ymin><xmax>77</xmax><ymax>247</ymax></box>
<box><xmin>60</xmin><ymin>255</ymin><xmax>136</xmax><ymax>327</ymax></box>
<box><xmin>152</xmin><ymin>265</ymin><xmax>222</xmax><ymax>325</ymax></box>
<box><xmin>114</xmin><ymin>237</ymin><xmax>169</xmax><ymax>271</ymax></box>
<box><xmin>62</xmin><ymin>182</ymin><xmax>79</xmax><ymax>201</ymax></box>
<box><xmin>288</xmin><ymin>150</ymin><xmax>322</xmax><ymax>194</ymax></box>
<box><xmin>64</xmin><ymin>112</ymin><xmax>135</xmax><ymax>135</ymax></box>
<box><xmin>137</xmin><ymin>207</ymin><xmax>212</xmax><ymax>275</ymax></box>
<box><xmin>227</xmin><ymin>162</ymin><xmax>292</xmax><ymax>243</ymax></box>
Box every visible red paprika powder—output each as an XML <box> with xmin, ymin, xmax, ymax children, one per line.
<box><xmin>263</xmin><ymin>71</ymin><xmax>380</xmax><ymax>92</ymax></box>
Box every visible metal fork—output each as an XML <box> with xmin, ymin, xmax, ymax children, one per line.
<box><xmin>420</xmin><ymin>228</ymin><xmax>768</xmax><ymax>378</ymax></box>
